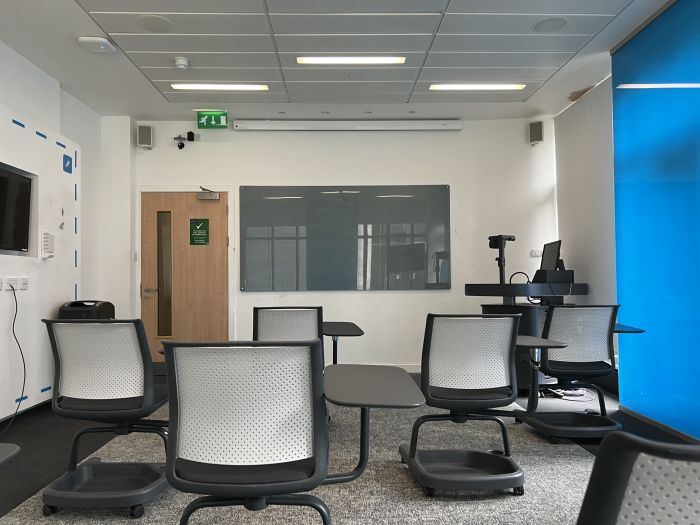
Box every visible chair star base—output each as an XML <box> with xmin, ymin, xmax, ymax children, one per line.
<box><xmin>521</xmin><ymin>412</ymin><xmax>622</xmax><ymax>441</ymax></box>
<box><xmin>42</xmin><ymin>461</ymin><xmax>167</xmax><ymax>518</ymax></box>
<box><xmin>399</xmin><ymin>445</ymin><xmax>525</xmax><ymax>495</ymax></box>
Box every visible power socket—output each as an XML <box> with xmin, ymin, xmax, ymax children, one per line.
<box><xmin>19</xmin><ymin>277</ymin><xmax>29</xmax><ymax>290</ymax></box>
<box><xmin>5</xmin><ymin>277</ymin><xmax>19</xmax><ymax>290</ymax></box>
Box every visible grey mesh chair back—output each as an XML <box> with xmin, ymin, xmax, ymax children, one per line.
<box><xmin>43</xmin><ymin>319</ymin><xmax>158</xmax><ymax>420</ymax></box>
<box><xmin>253</xmin><ymin>306</ymin><xmax>323</xmax><ymax>342</ymax></box>
<box><xmin>542</xmin><ymin>305</ymin><xmax>618</xmax><ymax>376</ymax></box>
<box><xmin>163</xmin><ymin>340</ymin><xmax>328</xmax><ymax>499</ymax></box>
<box><xmin>577</xmin><ymin>431</ymin><xmax>700</xmax><ymax>525</ymax></box>
<box><xmin>421</xmin><ymin>314</ymin><xmax>520</xmax><ymax>411</ymax></box>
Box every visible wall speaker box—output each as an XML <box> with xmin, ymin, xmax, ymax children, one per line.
<box><xmin>137</xmin><ymin>125</ymin><xmax>153</xmax><ymax>149</ymax></box>
<box><xmin>529</xmin><ymin>121</ymin><xmax>544</xmax><ymax>144</ymax></box>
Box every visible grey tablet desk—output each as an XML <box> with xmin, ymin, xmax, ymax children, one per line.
<box><xmin>323</xmin><ymin>364</ymin><xmax>424</xmax><ymax>484</ymax></box>
<box><xmin>323</xmin><ymin>322</ymin><xmax>365</xmax><ymax>365</ymax></box>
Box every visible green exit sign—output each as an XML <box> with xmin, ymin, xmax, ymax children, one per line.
<box><xmin>197</xmin><ymin>111</ymin><xmax>228</xmax><ymax>129</ymax></box>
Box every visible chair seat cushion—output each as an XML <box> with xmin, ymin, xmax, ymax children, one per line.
<box><xmin>428</xmin><ymin>386</ymin><xmax>513</xmax><ymax>401</ymax></box>
<box><xmin>175</xmin><ymin>457</ymin><xmax>316</xmax><ymax>485</ymax></box>
<box><xmin>547</xmin><ymin>361</ymin><xmax>612</xmax><ymax>373</ymax></box>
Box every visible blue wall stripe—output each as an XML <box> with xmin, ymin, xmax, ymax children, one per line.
<box><xmin>11</xmin><ymin>118</ymin><xmax>25</xmax><ymax>128</ymax></box>
<box><xmin>56</xmin><ymin>141</ymin><xmax>66</xmax><ymax>149</ymax></box>
<box><xmin>35</xmin><ymin>131</ymin><xmax>47</xmax><ymax>139</ymax></box>
<box><xmin>74</xmin><ymin>250</ymin><xmax>78</xmax><ymax>268</ymax></box>
<box><xmin>15</xmin><ymin>395</ymin><xmax>28</xmax><ymax>403</ymax></box>
<box><xmin>40</xmin><ymin>386</ymin><xmax>52</xmax><ymax>393</ymax></box>
<box><xmin>74</xmin><ymin>217</ymin><xmax>78</xmax><ymax>235</ymax></box>
<box><xmin>74</xmin><ymin>150</ymin><xmax>78</xmax><ymax>168</ymax></box>
<box><xmin>74</xmin><ymin>184</ymin><xmax>77</xmax><ymax>201</ymax></box>
<box><xmin>74</xmin><ymin>283</ymin><xmax>78</xmax><ymax>300</ymax></box>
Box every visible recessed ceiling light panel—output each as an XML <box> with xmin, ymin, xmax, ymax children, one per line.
<box><xmin>77</xmin><ymin>36</ymin><xmax>116</xmax><ymax>54</ymax></box>
<box><xmin>533</xmin><ymin>17</ymin><xmax>568</xmax><ymax>33</ymax></box>
<box><xmin>170</xmin><ymin>83</ymin><xmax>269</xmax><ymax>91</ymax></box>
<box><xmin>617</xmin><ymin>83</ymin><xmax>700</xmax><ymax>89</ymax></box>
<box><xmin>296</xmin><ymin>56</ymin><xmax>406</xmax><ymax>65</ymax></box>
<box><xmin>136</xmin><ymin>14</ymin><xmax>174</xmax><ymax>33</ymax></box>
<box><xmin>429</xmin><ymin>83</ymin><xmax>526</xmax><ymax>91</ymax></box>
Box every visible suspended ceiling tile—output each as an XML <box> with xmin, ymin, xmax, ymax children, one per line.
<box><xmin>91</xmin><ymin>13</ymin><xmax>269</xmax><ymax>35</ymax></box>
<box><xmin>162</xmin><ymin>92</ymin><xmax>288</xmax><ymax>103</ymax></box>
<box><xmin>266</xmin><ymin>0</ymin><xmax>448</xmax><ymax>14</ymax></box>
<box><xmin>275</xmin><ymin>34</ymin><xmax>433</xmax><ymax>53</ymax></box>
<box><xmin>142</xmin><ymin>67</ymin><xmax>283</xmax><ymax>82</ymax></box>
<box><xmin>433</xmin><ymin>34</ymin><xmax>591</xmax><ymax>53</ymax></box>
<box><xmin>279</xmin><ymin>52</ymin><xmax>426</xmax><ymax>68</ymax></box>
<box><xmin>419</xmin><ymin>67</ymin><xmax>557</xmax><ymax>82</ymax></box>
<box><xmin>283</xmin><ymin>67</ymin><xmax>419</xmax><ymax>82</ymax></box>
<box><xmin>286</xmin><ymin>81</ymin><xmax>414</xmax><ymax>95</ymax></box>
<box><xmin>270</xmin><ymin>14</ymin><xmax>441</xmax><ymax>34</ymax></box>
<box><xmin>439</xmin><ymin>14</ymin><xmax>614</xmax><ymax>35</ymax></box>
<box><xmin>112</xmin><ymin>34</ymin><xmax>273</xmax><ymax>53</ymax></box>
<box><xmin>425</xmin><ymin>52</ymin><xmax>573</xmax><ymax>68</ymax></box>
<box><xmin>289</xmin><ymin>93</ymin><xmax>410</xmax><ymax>103</ymax></box>
<box><xmin>77</xmin><ymin>0</ymin><xmax>264</xmax><ymax>13</ymax></box>
<box><xmin>128</xmin><ymin>52</ymin><xmax>279</xmax><ymax>68</ymax></box>
<box><xmin>447</xmin><ymin>0</ymin><xmax>633</xmax><ymax>16</ymax></box>
<box><xmin>154</xmin><ymin>80</ymin><xmax>285</xmax><ymax>93</ymax></box>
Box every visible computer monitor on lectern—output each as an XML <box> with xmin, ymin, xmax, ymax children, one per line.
<box><xmin>540</xmin><ymin>240</ymin><xmax>561</xmax><ymax>271</ymax></box>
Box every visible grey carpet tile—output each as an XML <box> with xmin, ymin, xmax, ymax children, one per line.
<box><xmin>0</xmin><ymin>403</ymin><xmax>594</xmax><ymax>525</ymax></box>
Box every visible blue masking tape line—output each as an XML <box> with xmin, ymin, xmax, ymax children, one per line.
<box><xmin>12</xmin><ymin>119</ymin><xmax>25</xmax><ymax>128</ymax></box>
<box><xmin>36</xmin><ymin>131</ymin><xmax>47</xmax><ymax>139</ymax></box>
<box><xmin>41</xmin><ymin>386</ymin><xmax>52</xmax><ymax>393</ymax></box>
<box><xmin>56</xmin><ymin>141</ymin><xmax>66</xmax><ymax>149</ymax></box>
<box><xmin>15</xmin><ymin>395</ymin><xmax>28</xmax><ymax>403</ymax></box>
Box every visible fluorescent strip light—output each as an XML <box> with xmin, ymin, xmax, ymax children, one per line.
<box><xmin>296</xmin><ymin>56</ymin><xmax>405</xmax><ymax>65</ymax></box>
<box><xmin>376</xmin><ymin>195</ymin><xmax>415</xmax><ymax>198</ymax></box>
<box><xmin>429</xmin><ymin>83</ymin><xmax>526</xmax><ymax>91</ymax></box>
<box><xmin>171</xmin><ymin>83</ymin><xmax>268</xmax><ymax>91</ymax></box>
<box><xmin>263</xmin><ymin>196</ymin><xmax>304</xmax><ymax>200</ymax></box>
<box><xmin>616</xmin><ymin>83</ymin><xmax>700</xmax><ymax>89</ymax></box>
<box><xmin>320</xmin><ymin>190</ymin><xmax>361</xmax><ymax>194</ymax></box>
<box><xmin>234</xmin><ymin>120</ymin><xmax>463</xmax><ymax>131</ymax></box>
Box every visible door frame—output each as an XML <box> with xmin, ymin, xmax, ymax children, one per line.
<box><xmin>135</xmin><ymin>186</ymin><xmax>236</xmax><ymax>340</ymax></box>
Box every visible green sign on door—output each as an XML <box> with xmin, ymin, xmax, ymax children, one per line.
<box><xmin>197</xmin><ymin>111</ymin><xmax>228</xmax><ymax>129</ymax></box>
<box><xmin>190</xmin><ymin>219</ymin><xmax>209</xmax><ymax>245</ymax></box>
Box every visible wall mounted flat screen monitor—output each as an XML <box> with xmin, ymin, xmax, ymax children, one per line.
<box><xmin>240</xmin><ymin>185</ymin><xmax>450</xmax><ymax>291</ymax></box>
<box><xmin>0</xmin><ymin>162</ymin><xmax>32</xmax><ymax>252</ymax></box>
<box><xmin>540</xmin><ymin>240</ymin><xmax>561</xmax><ymax>271</ymax></box>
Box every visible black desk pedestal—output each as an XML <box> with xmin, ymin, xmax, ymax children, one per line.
<box><xmin>481</xmin><ymin>303</ymin><xmax>552</xmax><ymax>390</ymax></box>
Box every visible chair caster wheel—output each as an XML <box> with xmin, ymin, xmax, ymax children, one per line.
<box><xmin>514</xmin><ymin>418</ymin><xmax>522</xmax><ymax>424</ymax></box>
<box><xmin>42</xmin><ymin>504</ymin><xmax>59</xmax><ymax>516</ymax></box>
<box><xmin>513</xmin><ymin>486</ymin><xmax>525</xmax><ymax>496</ymax></box>
<box><xmin>129</xmin><ymin>504</ymin><xmax>144</xmax><ymax>519</ymax></box>
<box><xmin>423</xmin><ymin>487</ymin><xmax>436</xmax><ymax>497</ymax></box>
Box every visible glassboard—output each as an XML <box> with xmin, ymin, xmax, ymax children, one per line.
<box><xmin>240</xmin><ymin>185</ymin><xmax>450</xmax><ymax>291</ymax></box>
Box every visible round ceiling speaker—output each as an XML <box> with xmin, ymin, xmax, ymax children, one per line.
<box><xmin>136</xmin><ymin>14</ymin><xmax>174</xmax><ymax>33</ymax></box>
<box><xmin>532</xmin><ymin>17</ymin><xmax>568</xmax><ymax>33</ymax></box>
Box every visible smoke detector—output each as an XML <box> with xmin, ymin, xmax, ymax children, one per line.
<box><xmin>174</xmin><ymin>57</ymin><xmax>189</xmax><ymax>70</ymax></box>
<box><xmin>77</xmin><ymin>36</ymin><xmax>116</xmax><ymax>54</ymax></box>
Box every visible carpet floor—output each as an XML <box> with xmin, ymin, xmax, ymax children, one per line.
<box><xmin>0</xmin><ymin>403</ymin><xmax>595</xmax><ymax>525</ymax></box>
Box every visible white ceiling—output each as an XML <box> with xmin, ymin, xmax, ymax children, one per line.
<box><xmin>0</xmin><ymin>0</ymin><xmax>672</xmax><ymax>120</ymax></box>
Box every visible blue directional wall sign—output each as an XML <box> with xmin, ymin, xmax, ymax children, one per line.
<box><xmin>62</xmin><ymin>154</ymin><xmax>73</xmax><ymax>174</ymax></box>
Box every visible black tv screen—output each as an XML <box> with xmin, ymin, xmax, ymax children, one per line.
<box><xmin>0</xmin><ymin>164</ymin><xmax>32</xmax><ymax>252</ymax></box>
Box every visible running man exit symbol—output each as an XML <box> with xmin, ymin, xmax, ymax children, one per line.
<box><xmin>62</xmin><ymin>154</ymin><xmax>73</xmax><ymax>174</ymax></box>
<box><xmin>197</xmin><ymin>111</ymin><xmax>228</xmax><ymax>129</ymax></box>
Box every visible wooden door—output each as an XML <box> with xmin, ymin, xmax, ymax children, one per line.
<box><xmin>141</xmin><ymin>192</ymin><xmax>228</xmax><ymax>362</ymax></box>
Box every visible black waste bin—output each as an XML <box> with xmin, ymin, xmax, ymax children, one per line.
<box><xmin>58</xmin><ymin>301</ymin><xmax>115</xmax><ymax>320</ymax></box>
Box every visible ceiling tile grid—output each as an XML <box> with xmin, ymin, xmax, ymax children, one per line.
<box><xmin>75</xmin><ymin>0</ymin><xmax>635</xmax><ymax>105</ymax></box>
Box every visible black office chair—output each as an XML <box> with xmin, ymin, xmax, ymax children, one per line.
<box><xmin>163</xmin><ymin>339</ymin><xmax>331</xmax><ymax>525</ymax></box>
<box><xmin>399</xmin><ymin>314</ymin><xmax>526</xmax><ymax>496</ymax></box>
<box><xmin>41</xmin><ymin>319</ymin><xmax>169</xmax><ymax>518</ymax></box>
<box><xmin>253</xmin><ymin>306</ymin><xmax>324</xmax><ymax>342</ymax></box>
<box><xmin>522</xmin><ymin>305</ymin><xmax>623</xmax><ymax>441</ymax></box>
<box><xmin>577</xmin><ymin>431</ymin><xmax>700</xmax><ymax>525</ymax></box>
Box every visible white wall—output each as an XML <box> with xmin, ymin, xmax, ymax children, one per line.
<box><xmin>555</xmin><ymin>78</ymin><xmax>617</xmax><ymax>304</ymax></box>
<box><xmin>137</xmin><ymin>120</ymin><xmax>558</xmax><ymax>369</ymax></box>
